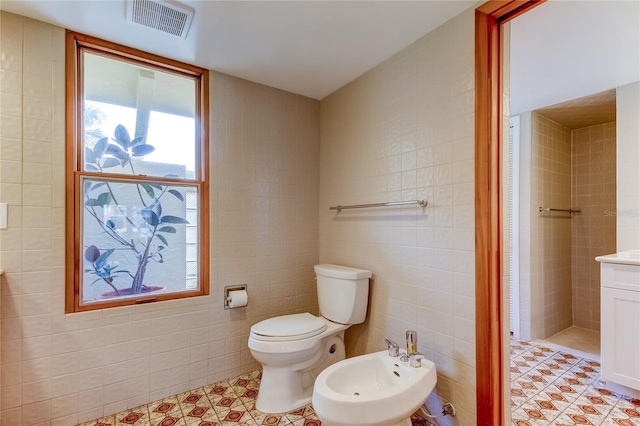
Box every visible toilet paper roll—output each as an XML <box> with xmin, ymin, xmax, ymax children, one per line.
<box><xmin>227</xmin><ymin>289</ymin><xmax>248</xmax><ymax>308</ymax></box>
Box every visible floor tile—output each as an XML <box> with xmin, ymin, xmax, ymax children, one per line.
<box><xmin>509</xmin><ymin>337</ymin><xmax>640</xmax><ymax>426</ymax></box>
<box><xmin>76</xmin><ymin>337</ymin><xmax>637</xmax><ymax>426</ymax></box>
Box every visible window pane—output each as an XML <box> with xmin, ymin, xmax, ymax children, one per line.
<box><xmin>83</xmin><ymin>51</ymin><xmax>196</xmax><ymax>178</ymax></box>
<box><xmin>80</xmin><ymin>177</ymin><xmax>199</xmax><ymax>305</ymax></box>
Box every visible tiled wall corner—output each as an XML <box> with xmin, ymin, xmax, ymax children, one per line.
<box><xmin>0</xmin><ymin>12</ymin><xmax>321</xmax><ymax>424</ymax></box>
<box><xmin>571</xmin><ymin>122</ymin><xmax>616</xmax><ymax>332</ymax></box>
<box><xmin>211</xmin><ymin>70</ymin><xmax>321</xmax><ymax>378</ymax></box>
<box><xmin>319</xmin><ymin>6</ymin><xmax>476</xmax><ymax>425</ymax></box>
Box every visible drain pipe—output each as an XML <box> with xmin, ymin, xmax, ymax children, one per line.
<box><xmin>419</xmin><ymin>402</ymin><xmax>456</xmax><ymax>420</ymax></box>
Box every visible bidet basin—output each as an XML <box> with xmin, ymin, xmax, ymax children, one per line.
<box><xmin>312</xmin><ymin>350</ymin><xmax>437</xmax><ymax>426</ymax></box>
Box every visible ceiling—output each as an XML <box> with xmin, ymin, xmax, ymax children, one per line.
<box><xmin>3</xmin><ymin>1</ymin><xmax>639</xmax><ymax>106</ymax></box>
<box><xmin>0</xmin><ymin>0</ymin><xmax>474</xmax><ymax>100</ymax></box>
<box><xmin>510</xmin><ymin>0</ymin><xmax>640</xmax><ymax>116</ymax></box>
<box><xmin>535</xmin><ymin>89</ymin><xmax>616</xmax><ymax>130</ymax></box>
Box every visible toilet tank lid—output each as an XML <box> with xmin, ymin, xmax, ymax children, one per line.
<box><xmin>314</xmin><ymin>264</ymin><xmax>372</xmax><ymax>279</ymax></box>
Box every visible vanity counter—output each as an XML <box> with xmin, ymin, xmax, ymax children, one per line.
<box><xmin>596</xmin><ymin>249</ymin><xmax>640</xmax><ymax>266</ymax></box>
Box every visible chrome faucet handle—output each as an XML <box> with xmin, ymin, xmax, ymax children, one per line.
<box><xmin>409</xmin><ymin>352</ymin><xmax>424</xmax><ymax>368</ymax></box>
<box><xmin>384</xmin><ymin>339</ymin><xmax>400</xmax><ymax>357</ymax></box>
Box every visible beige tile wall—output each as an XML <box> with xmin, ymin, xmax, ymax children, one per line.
<box><xmin>530</xmin><ymin>113</ymin><xmax>573</xmax><ymax>339</ymax></box>
<box><xmin>571</xmin><ymin>122</ymin><xmax>616</xmax><ymax>332</ymax></box>
<box><xmin>0</xmin><ymin>12</ymin><xmax>321</xmax><ymax>424</ymax></box>
<box><xmin>319</xmin><ymin>8</ymin><xmax>476</xmax><ymax>426</ymax></box>
<box><xmin>502</xmin><ymin>23</ymin><xmax>512</xmax><ymax>424</ymax></box>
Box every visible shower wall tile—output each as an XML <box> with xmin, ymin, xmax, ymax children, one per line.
<box><xmin>529</xmin><ymin>113</ymin><xmax>573</xmax><ymax>339</ymax></box>
<box><xmin>319</xmin><ymin>7</ymin><xmax>476</xmax><ymax>425</ymax></box>
<box><xmin>571</xmin><ymin>122</ymin><xmax>616</xmax><ymax>332</ymax></box>
<box><xmin>0</xmin><ymin>11</ymin><xmax>321</xmax><ymax>424</ymax></box>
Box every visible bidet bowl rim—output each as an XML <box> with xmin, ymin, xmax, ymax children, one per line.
<box><xmin>312</xmin><ymin>349</ymin><xmax>436</xmax><ymax>402</ymax></box>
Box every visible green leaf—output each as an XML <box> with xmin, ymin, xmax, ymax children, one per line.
<box><xmin>157</xmin><ymin>226</ymin><xmax>176</xmax><ymax>233</ymax></box>
<box><xmin>141</xmin><ymin>208</ymin><xmax>159</xmax><ymax>226</ymax></box>
<box><xmin>155</xmin><ymin>234</ymin><xmax>168</xmax><ymax>246</ymax></box>
<box><xmin>167</xmin><ymin>189</ymin><xmax>184</xmax><ymax>201</ymax></box>
<box><xmin>101</xmin><ymin>157</ymin><xmax>120</xmax><ymax>168</ymax></box>
<box><xmin>85</xmin><ymin>198</ymin><xmax>100</xmax><ymax>206</ymax></box>
<box><xmin>85</xmin><ymin>245</ymin><xmax>100</xmax><ymax>262</ymax></box>
<box><xmin>149</xmin><ymin>183</ymin><xmax>163</xmax><ymax>190</ymax></box>
<box><xmin>97</xmin><ymin>192</ymin><xmax>112</xmax><ymax>206</ymax></box>
<box><xmin>85</xmin><ymin>147</ymin><xmax>96</xmax><ymax>164</ymax></box>
<box><xmin>141</xmin><ymin>184</ymin><xmax>155</xmax><ymax>198</ymax></box>
<box><xmin>114</xmin><ymin>124</ymin><xmax>131</xmax><ymax>149</ymax></box>
<box><xmin>93</xmin><ymin>137</ymin><xmax>108</xmax><ymax>160</ymax></box>
<box><xmin>160</xmin><ymin>215</ymin><xmax>189</xmax><ymax>224</ymax></box>
<box><xmin>131</xmin><ymin>144</ymin><xmax>155</xmax><ymax>157</ymax></box>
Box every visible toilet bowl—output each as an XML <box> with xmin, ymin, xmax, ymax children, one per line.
<box><xmin>248</xmin><ymin>313</ymin><xmax>348</xmax><ymax>412</ymax></box>
<box><xmin>312</xmin><ymin>350</ymin><xmax>437</xmax><ymax>426</ymax></box>
<box><xmin>248</xmin><ymin>264</ymin><xmax>372</xmax><ymax>413</ymax></box>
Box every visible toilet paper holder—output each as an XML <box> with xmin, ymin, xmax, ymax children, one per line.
<box><xmin>224</xmin><ymin>284</ymin><xmax>248</xmax><ymax>310</ymax></box>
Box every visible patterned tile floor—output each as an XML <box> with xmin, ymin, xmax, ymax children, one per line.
<box><xmin>510</xmin><ymin>339</ymin><xmax>640</xmax><ymax>426</ymax></box>
<box><xmin>78</xmin><ymin>369</ymin><xmax>433</xmax><ymax>426</ymax></box>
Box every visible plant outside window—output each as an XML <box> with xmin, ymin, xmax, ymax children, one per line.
<box><xmin>66</xmin><ymin>32</ymin><xmax>209</xmax><ymax>311</ymax></box>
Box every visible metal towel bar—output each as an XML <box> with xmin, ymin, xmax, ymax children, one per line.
<box><xmin>539</xmin><ymin>207</ymin><xmax>581</xmax><ymax>214</ymax></box>
<box><xmin>330</xmin><ymin>199</ymin><xmax>428</xmax><ymax>213</ymax></box>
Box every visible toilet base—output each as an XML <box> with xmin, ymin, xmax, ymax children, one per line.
<box><xmin>252</xmin><ymin>332</ymin><xmax>347</xmax><ymax>414</ymax></box>
<box><xmin>255</xmin><ymin>366</ymin><xmax>314</xmax><ymax>413</ymax></box>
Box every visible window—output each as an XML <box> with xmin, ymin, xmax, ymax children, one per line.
<box><xmin>65</xmin><ymin>32</ymin><xmax>209</xmax><ymax>312</ymax></box>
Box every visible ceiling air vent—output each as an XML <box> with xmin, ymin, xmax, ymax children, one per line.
<box><xmin>126</xmin><ymin>0</ymin><xmax>194</xmax><ymax>39</ymax></box>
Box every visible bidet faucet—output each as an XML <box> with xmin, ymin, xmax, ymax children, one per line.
<box><xmin>384</xmin><ymin>339</ymin><xmax>400</xmax><ymax>357</ymax></box>
<box><xmin>406</xmin><ymin>330</ymin><xmax>418</xmax><ymax>355</ymax></box>
<box><xmin>409</xmin><ymin>352</ymin><xmax>424</xmax><ymax>368</ymax></box>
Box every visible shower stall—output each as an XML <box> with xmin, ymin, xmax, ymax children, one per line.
<box><xmin>509</xmin><ymin>90</ymin><xmax>617</xmax><ymax>354</ymax></box>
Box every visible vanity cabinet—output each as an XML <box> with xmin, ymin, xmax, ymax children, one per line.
<box><xmin>597</xmin><ymin>251</ymin><xmax>640</xmax><ymax>398</ymax></box>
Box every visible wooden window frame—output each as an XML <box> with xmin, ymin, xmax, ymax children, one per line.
<box><xmin>474</xmin><ymin>1</ymin><xmax>546</xmax><ymax>424</ymax></box>
<box><xmin>65</xmin><ymin>31</ymin><xmax>210</xmax><ymax>313</ymax></box>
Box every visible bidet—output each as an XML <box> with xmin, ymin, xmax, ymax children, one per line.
<box><xmin>312</xmin><ymin>349</ymin><xmax>437</xmax><ymax>426</ymax></box>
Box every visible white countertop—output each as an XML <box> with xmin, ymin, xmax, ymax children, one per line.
<box><xmin>596</xmin><ymin>249</ymin><xmax>640</xmax><ymax>266</ymax></box>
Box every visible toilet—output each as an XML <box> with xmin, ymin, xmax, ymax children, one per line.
<box><xmin>248</xmin><ymin>264</ymin><xmax>372</xmax><ymax>413</ymax></box>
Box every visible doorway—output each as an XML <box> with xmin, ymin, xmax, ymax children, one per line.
<box><xmin>509</xmin><ymin>89</ymin><xmax>618</xmax><ymax>361</ymax></box>
<box><xmin>475</xmin><ymin>1</ymin><xmax>640</xmax><ymax>425</ymax></box>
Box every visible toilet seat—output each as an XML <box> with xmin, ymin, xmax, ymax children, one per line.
<box><xmin>251</xmin><ymin>313</ymin><xmax>328</xmax><ymax>342</ymax></box>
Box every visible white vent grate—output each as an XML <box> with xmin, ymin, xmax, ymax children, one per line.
<box><xmin>127</xmin><ymin>0</ymin><xmax>194</xmax><ymax>39</ymax></box>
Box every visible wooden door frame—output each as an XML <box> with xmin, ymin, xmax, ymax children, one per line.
<box><xmin>475</xmin><ymin>1</ymin><xmax>546</xmax><ymax>425</ymax></box>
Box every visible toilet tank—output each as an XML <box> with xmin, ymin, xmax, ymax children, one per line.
<box><xmin>314</xmin><ymin>264</ymin><xmax>372</xmax><ymax>325</ymax></box>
